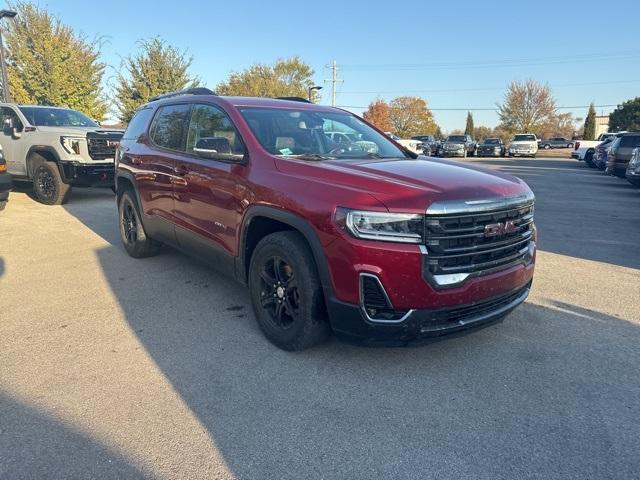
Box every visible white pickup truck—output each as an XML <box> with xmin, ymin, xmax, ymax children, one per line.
<box><xmin>385</xmin><ymin>132</ymin><xmax>424</xmax><ymax>154</ymax></box>
<box><xmin>571</xmin><ymin>133</ymin><xmax>618</xmax><ymax>161</ymax></box>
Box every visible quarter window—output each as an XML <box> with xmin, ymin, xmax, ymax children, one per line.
<box><xmin>123</xmin><ymin>107</ymin><xmax>154</xmax><ymax>141</ymax></box>
<box><xmin>185</xmin><ymin>104</ymin><xmax>244</xmax><ymax>155</ymax></box>
<box><xmin>149</xmin><ymin>104</ymin><xmax>191</xmax><ymax>151</ymax></box>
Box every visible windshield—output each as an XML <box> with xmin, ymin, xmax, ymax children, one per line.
<box><xmin>447</xmin><ymin>135</ymin><xmax>467</xmax><ymax>142</ymax></box>
<box><xmin>19</xmin><ymin>107</ymin><xmax>98</xmax><ymax>127</ymax></box>
<box><xmin>513</xmin><ymin>134</ymin><xmax>536</xmax><ymax>141</ymax></box>
<box><xmin>483</xmin><ymin>138</ymin><xmax>500</xmax><ymax>145</ymax></box>
<box><xmin>239</xmin><ymin>107</ymin><xmax>408</xmax><ymax>159</ymax></box>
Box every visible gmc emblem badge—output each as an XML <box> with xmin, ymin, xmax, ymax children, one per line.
<box><xmin>107</xmin><ymin>140</ymin><xmax>120</xmax><ymax>148</ymax></box>
<box><xmin>484</xmin><ymin>220</ymin><xmax>518</xmax><ymax>237</ymax></box>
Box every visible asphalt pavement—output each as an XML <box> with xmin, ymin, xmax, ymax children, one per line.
<box><xmin>0</xmin><ymin>157</ymin><xmax>638</xmax><ymax>479</ymax></box>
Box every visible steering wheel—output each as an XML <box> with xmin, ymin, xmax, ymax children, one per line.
<box><xmin>328</xmin><ymin>143</ymin><xmax>366</xmax><ymax>156</ymax></box>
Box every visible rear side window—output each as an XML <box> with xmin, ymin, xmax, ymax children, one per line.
<box><xmin>619</xmin><ymin>135</ymin><xmax>640</xmax><ymax>148</ymax></box>
<box><xmin>149</xmin><ymin>104</ymin><xmax>192</xmax><ymax>151</ymax></box>
<box><xmin>122</xmin><ymin>108</ymin><xmax>153</xmax><ymax>141</ymax></box>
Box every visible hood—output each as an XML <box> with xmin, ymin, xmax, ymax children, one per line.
<box><xmin>276</xmin><ymin>157</ymin><xmax>530</xmax><ymax>213</ymax></box>
<box><xmin>34</xmin><ymin>126</ymin><xmax>124</xmax><ymax>136</ymax></box>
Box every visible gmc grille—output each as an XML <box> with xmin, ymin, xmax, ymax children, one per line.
<box><xmin>87</xmin><ymin>138</ymin><xmax>117</xmax><ymax>161</ymax></box>
<box><xmin>423</xmin><ymin>198</ymin><xmax>535</xmax><ymax>287</ymax></box>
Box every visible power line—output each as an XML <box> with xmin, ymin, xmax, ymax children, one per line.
<box><xmin>339</xmin><ymin>50</ymin><xmax>640</xmax><ymax>72</ymax></box>
<box><xmin>339</xmin><ymin>79</ymin><xmax>640</xmax><ymax>95</ymax></box>
<box><xmin>337</xmin><ymin>104</ymin><xmax>620</xmax><ymax>111</ymax></box>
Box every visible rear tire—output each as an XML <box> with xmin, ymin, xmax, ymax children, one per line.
<box><xmin>118</xmin><ymin>189</ymin><xmax>160</xmax><ymax>258</ymax></box>
<box><xmin>32</xmin><ymin>160</ymin><xmax>71</xmax><ymax>205</ymax></box>
<box><xmin>249</xmin><ymin>231</ymin><xmax>330</xmax><ymax>351</ymax></box>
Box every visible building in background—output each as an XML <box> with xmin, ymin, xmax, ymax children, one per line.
<box><xmin>595</xmin><ymin>115</ymin><xmax>609</xmax><ymax>136</ymax></box>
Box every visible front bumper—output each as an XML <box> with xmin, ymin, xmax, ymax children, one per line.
<box><xmin>328</xmin><ymin>282</ymin><xmax>531</xmax><ymax>346</ymax></box>
<box><xmin>60</xmin><ymin>162</ymin><xmax>114</xmax><ymax>187</ymax></box>
<box><xmin>440</xmin><ymin>150</ymin><xmax>466</xmax><ymax>157</ymax></box>
<box><xmin>626</xmin><ymin>167</ymin><xmax>640</xmax><ymax>186</ymax></box>
<box><xmin>477</xmin><ymin>149</ymin><xmax>502</xmax><ymax>157</ymax></box>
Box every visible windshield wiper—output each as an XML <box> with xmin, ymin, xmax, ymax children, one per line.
<box><xmin>280</xmin><ymin>154</ymin><xmax>336</xmax><ymax>161</ymax></box>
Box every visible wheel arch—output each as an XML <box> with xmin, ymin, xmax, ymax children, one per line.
<box><xmin>26</xmin><ymin>146</ymin><xmax>60</xmax><ymax>179</ymax></box>
<box><xmin>237</xmin><ymin>206</ymin><xmax>334</xmax><ymax>299</ymax></box>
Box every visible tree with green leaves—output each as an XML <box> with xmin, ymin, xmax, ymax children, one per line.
<box><xmin>216</xmin><ymin>57</ymin><xmax>317</xmax><ymax>100</ymax></box>
<box><xmin>114</xmin><ymin>37</ymin><xmax>199</xmax><ymax>123</ymax></box>
<box><xmin>465</xmin><ymin>111</ymin><xmax>474</xmax><ymax>136</ymax></box>
<box><xmin>583</xmin><ymin>103</ymin><xmax>596</xmax><ymax>140</ymax></box>
<box><xmin>388</xmin><ymin>96</ymin><xmax>438</xmax><ymax>138</ymax></box>
<box><xmin>609</xmin><ymin>97</ymin><xmax>640</xmax><ymax>132</ymax></box>
<box><xmin>497</xmin><ymin>79</ymin><xmax>556</xmax><ymax>134</ymax></box>
<box><xmin>4</xmin><ymin>1</ymin><xmax>107</xmax><ymax>120</ymax></box>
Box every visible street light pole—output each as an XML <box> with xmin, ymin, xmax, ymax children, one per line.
<box><xmin>0</xmin><ymin>10</ymin><xmax>17</xmax><ymax>103</ymax></box>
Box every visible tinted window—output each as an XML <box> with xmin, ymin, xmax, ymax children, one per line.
<box><xmin>149</xmin><ymin>104</ymin><xmax>191</xmax><ymax>151</ymax></box>
<box><xmin>448</xmin><ymin>135</ymin><xmax>467</xmax><ymax>142</ymax></box>
<box><xmin>619</xmin><ymin>135</ymin><xmax>640</xmax><ymax>148</ymax></box>
<box><xmin>122</xmin><ymin>108</ymin><xmax>153</xmax><ymax>141</ymax></box>
<box><xmin>18</xmin><ymin>107</ymin><xmax>97</xmax><ymax>127</ymax></box>
<box><xmin>185</xmin><ymin>104</ymin><xmax>245</xmax><ymax>155</ymax></box>
<box><xmin>0</xmin><ymin>107</ymin><xmax>23</xmax><ymax>131</ymax></box>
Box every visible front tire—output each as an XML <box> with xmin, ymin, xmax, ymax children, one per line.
<box><xmin>249</xmin><ymin>231</ymin><xmax>330</xmax><ymax>351</ymax></box>
<box><xmin>543</xmin><ymin>144</ymin><xmax>551</xmax><ymax>149</ymax></box>
<box><xmin>32</xmin><ymin>161</ymin><xmax>71</xmax><ymax>205</ymax></box>
<box><xmin>584</xmin><ymin>151</ymin><xmax>595</xmax><ymax>167</ymax></box>
<box><xmin>118</xmin><ymin>190</ymin><xmax>160</xmax><ymax>258</ymax></box>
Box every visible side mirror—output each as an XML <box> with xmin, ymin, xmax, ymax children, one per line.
<box><xmin>11</xmin><ymin>127</ymin><xmax>21</xmax><ymax>139</ymax></box>
<box><xmin>193</xmin><ymin>137</ymin><xmax>245</xmax><ymax>162</ymax></box>
<box><xmin>3</xmin><ymin>117</ymin><xmax>11</xmax><ymax>133</ymax></box>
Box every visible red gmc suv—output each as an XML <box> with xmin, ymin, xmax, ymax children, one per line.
<box><xmin>115</xmin><ymin>88</ymin><xmax>536</xmax><ymax>350</ymax></box>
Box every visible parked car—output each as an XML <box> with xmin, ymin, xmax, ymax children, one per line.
<box><xmin>116</xmin><ymin>89</ymin><xmax>536</xmax><ymax>350</ymax></box>
<box><xmin>592</xmin><ymin>138</ymin><xmax>614</xmax><ymax>169</ymax></box>
<box><xmin>625</xmin><ymin>147</ymin><xmax>640</xmax><ymax>186</ymax></box>
<box><xmin>439</xmin><ymin>134</ymin><xmax>476</xmax><ymax>157</ymax></box>
<box><xmin>476</xmin><ymin>138</ymin><xmax>506</xmax><ymax>157</ymax></box>
<box><xmin>0</xmin><ymin>103</ymin><xmax>123</xmax><ymax>205</ymax></box>
<box><xmin>539</xmin><ymin>137</ymin><xmax>574</xmax><ymax>149</ymax></box>
<box><xmin>411</xmin><ymin>135</ymin><xmax>440</xmax><ymax>156</ymax></box>
<box><xmin>508</xmin><ymin>134</ymin><xmax>538</xmax><ymax>157</ymax></box>
<box><xmin>0</xmin><ymin>145</ymin><xmax>11</xmax><ymax>211</ymax></box>
<box><xmin>606</xmin><ymin>132</ymin><xmax>640</xmax><ymax>177</ymax></box>
<box><xmin>384</xmin><ymin>132</ymin><xmax>423</xmax><ymax>154</ymax></box>
<box><xmin>571</xmin><ymin>132</ymin><xmax>618</xmax><ymax>161</ymax></box>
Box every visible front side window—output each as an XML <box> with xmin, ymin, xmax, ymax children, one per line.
<box><xmin>18</xmin><ymin>107</ymin><xmax>97</xmax><ymax>127</ymax></box>
<box><xmin>239</xmin><ymin>107</ymin><xmax>408</xmax><ymax>159</ymax></box>
<box><xmin>149</xmin><ymin>104</ymin><xmax>191</xmax><ymax>151</ymax></box>
<box><xmin>0</xmin><ymin>107</ymin><xmax>22</xmax><ymax>131</ymax></box>
<box><xmin>186</xmin><ymin>104</ymin><xmax>244</xmax><ymax>155</ymax></box>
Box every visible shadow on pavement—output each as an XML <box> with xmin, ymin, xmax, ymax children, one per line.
<box><xmin>60</xmin><ymin>194</ymin><xmax>640</xmax><ymax>479</ymax></box>
<box><xmin>0</xmin><ymin>393</ymin><xmax>146</xmax><ymax>479</ymax></box>
<box><xmin>467</xmin><ymin>157</ymin><xmax>640</xmax><ymax>270</ymax></box>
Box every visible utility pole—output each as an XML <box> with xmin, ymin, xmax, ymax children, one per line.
<box><xmin>324</xmin><ymin>61</ymin><xmax>343</xmax><ymax>107</ymax></box>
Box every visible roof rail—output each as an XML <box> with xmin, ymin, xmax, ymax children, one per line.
<box><xmin>149</xmin><ymin>87</ymin><xmax>216</xmax><ymax>102</ymax></box>
<box><xmin>275</xmin><ymin>96</ymin><xmax>312</xmax><ymax>103</ymax></box>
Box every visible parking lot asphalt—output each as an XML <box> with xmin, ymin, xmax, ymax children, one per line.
<box><xmin>0</xmin><ymin>157</ymin><xmax>639</xmax><ymax>479</ymax></box>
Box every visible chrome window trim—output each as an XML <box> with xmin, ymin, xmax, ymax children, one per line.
<box><xmin>426</xmin><ymin>191</ymin><xmax>535</xmax><ymax>216</ymax></box>
<box><xmin>359</xmin><ymin>273</ymin><xmax>414</xmax><ymax>324</ymax></box>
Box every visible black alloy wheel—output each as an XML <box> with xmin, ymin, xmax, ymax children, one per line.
<box><xmin>258</xmin><ymin>255</ymin><xmax>300</xmax><ymax>330</ymax></box>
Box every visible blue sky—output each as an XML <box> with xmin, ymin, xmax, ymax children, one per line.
<box><xmin>23</xmin><ymin>0</ymin><xmax>640</xmax><ymax>130</ymax></box>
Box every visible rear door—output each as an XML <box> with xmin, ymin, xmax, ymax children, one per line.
<box><xmin>172</xmin><ymin>103</ymin><xmax>249</xmax><ymax>262</ymax></box>
<box><xmin>138</xmin><ymin>103</ymin><xmax>192</xmax><ymax>235</ymax></box>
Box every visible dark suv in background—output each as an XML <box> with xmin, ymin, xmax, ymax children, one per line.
<box><xmin>115</xmin><ymin>88</ymin><xmax>536</xmax><ymax>350</ymax></box>
<box><xmin>439</xmin><ymin>134</ymin><xmax>476</xmax><ymax>157</ymax></box>
<box><xmin>411</xmin><ymin>135</ymin><xmax>440</xmax><ymax>156</ymax></box>
<box><xmin>606</xmin><ymin>132</ymin><xmax>640</xmax><ymax>177</ymax></box>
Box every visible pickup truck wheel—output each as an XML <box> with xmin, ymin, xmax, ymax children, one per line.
<box><xmin>0</xmin><ymin>200</ymin><xmax>6</xmax><ymax>211</ymax></box>
<box><xmin>118</xmin><ymin>190</ymin><xmax>160</xmax><ymax>258</ymax></box>
<box><xmin>32</xmin><ymin>161</ymin><xmax>71</xmax><ymax>205</ymax></box>
<box><xmin>249</xmin><ymin>231</ymin><xmax>330</xmax><ymax>351</ymax></box>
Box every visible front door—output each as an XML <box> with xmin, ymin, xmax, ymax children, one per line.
<box><xmin>0</xmin><ymin>106</ymin><xmax>28</xmax><ymax>176</ymax></box>
<box><xmin>172</xmin><ymin>103</ymin><xmax>249</xmax><ymax>262</ymax></box>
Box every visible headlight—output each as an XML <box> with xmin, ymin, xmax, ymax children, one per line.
<box><xmin>335</xmin><ymin>208</ymin><xmax>424</xmax><ymax>243</ymax></box>
<box><xmin>60</xmin><ymin>136</ymin><xmax>85</xmax><ymax>155</ymax></box>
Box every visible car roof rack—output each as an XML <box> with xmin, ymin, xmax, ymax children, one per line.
<box><xmin>275</xmin><ymin>96</ymin><xmax>312</xmax><ymax>103</ymax></box>
<box><xmin>149</xmin><ymin>87</ymin><xmax>216</xmax><ymax>102</ymax></box>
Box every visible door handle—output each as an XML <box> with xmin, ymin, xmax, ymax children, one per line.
<box><xmin>175</xmin><ymin>164</ymin><xmax>189</xmax><ymax>176</ymax></box>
